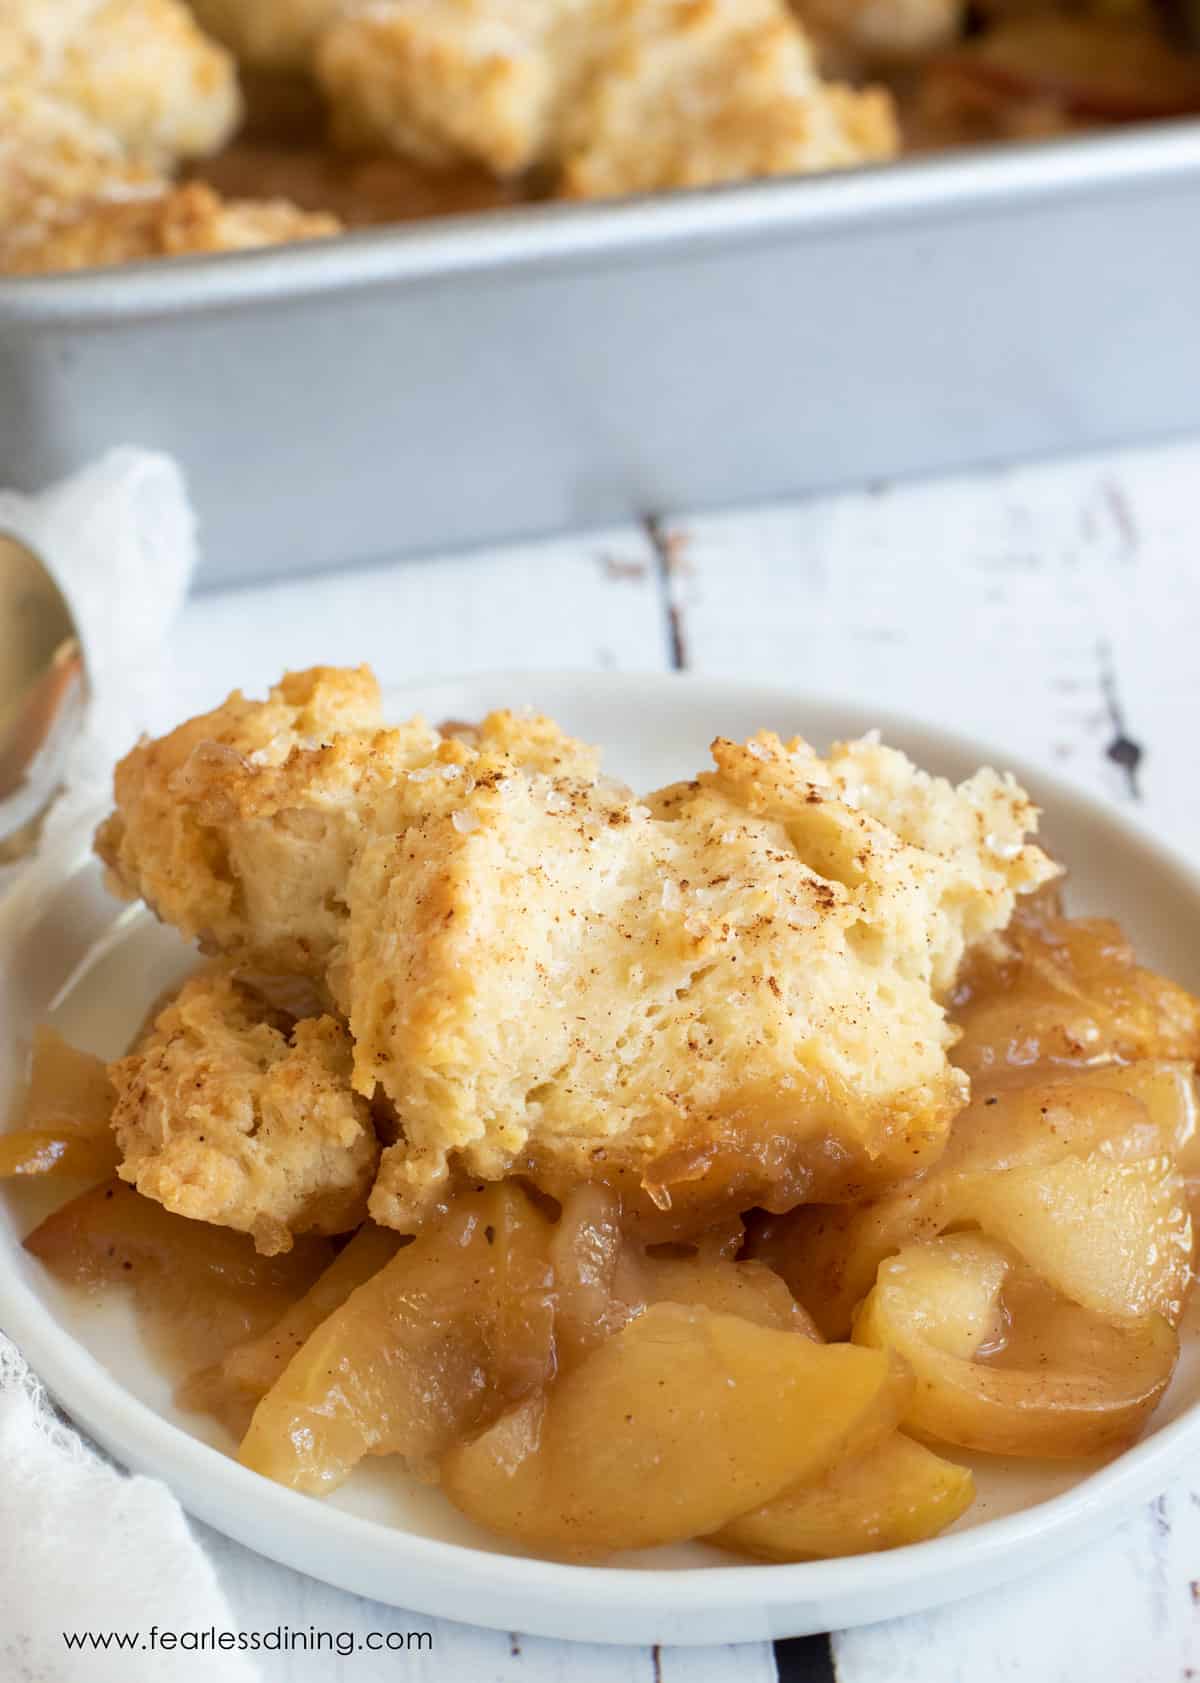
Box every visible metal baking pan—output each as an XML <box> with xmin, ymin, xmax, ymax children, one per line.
<box><xmin>2</xmin><ymin>121</ymin><xmax>1200</xmax><ymax>589</ymax></box>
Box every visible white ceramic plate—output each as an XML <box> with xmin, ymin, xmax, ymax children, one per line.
<box><xmin>2</xmin><ymin>671</ymin><xmax>1200</xmax><ymax>1648</ymax></box>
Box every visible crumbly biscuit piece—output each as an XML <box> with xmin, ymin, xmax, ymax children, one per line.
<box><xmin>559</xmin><ymin>0</ymin><xmax>897</xmax><ymax>199</ymax></box>
<box><xmin>186</xmin><ymin>0</ymin><xmax>346</xmax><ymax>72</ymax></box>
<box><xmin>355</xmin><ymin>728</ymin><xmax>1056</xmax><ymax>1229</ymax></box>
<box><xmin>315</xmin><ymin>0</ymin><xmax>896</xmax><ymax>189</ymax></box>
<box><xmin>96</xmin><ymin>666</ymin><xmax>396</xmax><ymax>974</ymax></box>
<box><xmin>4</xmin><ymin>179</ymin><xmax>341</xmax><ymax>272</ymax></box>
<box><xmin>315</xmin><ymin>0</ymin><xmax>577</xmax><ymax>174</ymax></box>
<box><xmin>0</xmin><ymin>86</ymin><xmax>161</xmax><ymax>231</ymax></box>
<box><xmin>109</xmin><ymin>963</ymin><xmax>378</xmax><ymax>1253</ymax></box>
<box><xmin>0</xmin><ymin>0</ymin><xmax>242</xmax><ymax>165</ymax></box>
<box><xmin>95</xmin><ymin>665</ymin><xmax>601</xmax><ymax>977</ymax></box>
<box><xmin>98</xmin><ymin>667</ymin><xmax>1054</xmax><ymax>1239</ymax></box>
<box><xmin>805</xmin><ymin>732</ymin><xmax>1059</xmax><ymax>978</ymax></box>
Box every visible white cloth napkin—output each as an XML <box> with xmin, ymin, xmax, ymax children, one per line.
<box><xmin>0</xmin><ymin>1335</ymin><xmax>258</xmax><ymax>1683</ymax></box>
<box><xmin>0</xmin><ymin>454</ymin><xmax>261</xmax><ymax>1682</ymax></box>
<box><xmin>0</xmin><ymin>447</ymin><xmax>196</xmax><ymax>861</ymax></box>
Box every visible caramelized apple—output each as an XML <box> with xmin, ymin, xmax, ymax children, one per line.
<box><xmin>750</xmin><ymin>1191</ymin><xmax>932</xmax><ymax>1344</ymax></box>
<box><xmin>967</xmin><ymin>1138</ymin><xmax>1190</xmax><ymax>1326</ymax></box>
<box><xmin>441</xmin><ymin>1303</ymin><xmax>897</xmax><ymax>1557</ymax></box>
<box><xmin>633</xmin><ymin>1252</ymin><xmax>820</xmax><ymax>1337</ymax></box>
<box><xmin>854</xmin><ymin>1235</ymin><xmax>1177</xmax><ymax>1459</ymax></box>
<box><xmin>548</xmin><ymin>1185</ymin><xmax>634</xmax><ymax>1367</ymax></box>
<box><xmin>526</xmin><ymin>1104</ymin><xmax>952</xmax><ymax>1247</ymax></box>
<box><xmin>225</xmin><ymin>1224</ymin><xmax>403</xmax><ymax>1398</ymax></box>
<box><xmin>952</xmin><ymin>914</ymin><xmax>1200</xmax><ymax>1081</ymax></box>
<box><xmin>22</xmin><ymin>889</ymin><xmax>1199</xmax><ymax>1561</ymax></box>
<box><xmin>239</xmin><ymin>1183</ymin><xmax>556</xmax><ymax>1493</ymax></box>
<box><xmin>713</xmin><ymin>1433</ymin><xmax>973</xmax><ymax>1561</ymax></box>
<box><xmin>1060</xmin><ymin>1061</ymin><xmax>1199</xmax><ymax>1158</ymax></box>
<box><xmin>1</xmin><ymin>1028</ymin><xmax>117</xmax><ymax>1181</ymax></box>
<box><xmin>550</xmin><ymin>1180</ymin><xmax>818</xmax><ymax>1344</ymax></box>
<box><xmin>928</xmin><ymin>19</ymin><xmax>1200</xmax><ymax>125</ymax></box>
<box><xmin>755</xmin><ymin>1076</ymin><xmax>1191</xmax><ymax>1338</ymax></box>
<box><xmin>25</xmin><ymin>1180</ymin><xmax>333</xmax><ymax>1373</ymax></box>
<box><xmin>189</xmin><ymin>1223</ymin><xmax>405</xmax><ymax>1434</ymax></box>
<box><xmin>751</xmin><ymin>910</ymin><xmax>1200</xmax><ymax>1345</ymax></box>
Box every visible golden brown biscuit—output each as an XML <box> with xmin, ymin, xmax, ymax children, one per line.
<box><xmin>97</xmin><ymin>667</ymin><xmax>1055</xmax><ymax>1240</ymax></box>
<box><xmin>353</xmin><ymin>728</ymin><xmax>1055</xmax><ymax>1230</ymax></box>
<box><xmin>4</xmin><ymin>180</ymin><xmax>341</xmax><ymax>273</ymax></box>
<box><xmin>96</xmin><ymin>665</ymin><xmax>601</xmax><ymax>977</ymax></box>
<box><xmin>558</xmin><ymin>0</ymin><xmax>898</xmax><ymax>200</ymax></box>
<box><xmin>96</xmin><ymin>666</ymin><xmax>395</xmax><ymax>975</ymax></box>
<box><xmin>0</xmin><ymin>0</ymin><xmax>241</xmax><ymax>165</ymax></box>
<box><xmin>315</xmin><ymin>0</ymin><xmax>573</xmax><ymax>174</ymax></box>
<box><xmin>315</xmin><ymin>0</ymin><xmax>895</xmax><ymax>191</ymax></box>
<box><xmin>0</xmin><ymin>86</ymin><xmax>162</xmax><ymax>231</ymax></box>
<box><xmin>109</xmin><ymin>963</ymin><xmax>378</xmax><ymax>1254</ymax></box>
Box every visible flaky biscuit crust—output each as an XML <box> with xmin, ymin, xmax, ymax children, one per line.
<box><xmin>0</xmin><ymin>86</ymin><xmax>162</xmax><ymax>229</ymax></box>
<box><xmin>97</xmin><ymin>666</ymin><xmax>600</xmax><ymax>976</ymax></box>
<box><xmin>109</xmin><ymin>963</ymin><xmax>378</xmax><ymax>1254</ymax></box>
<box><xmin>0</xmin><ymin>0</ymin><xmax>241</xmax><ymax>165</ymax></box>
<box><xmin>315</xmin><ymin>0</ymin><xmax>897</xmax><ymax>190</ymax></box>
<box><xmin>97</xmin><ymin>665</ymin><xmax>1057</xmax><ymax>1245</ymax></box>
<box><xmin>4</xmin><ymin>179</ymin><xmax>340</xmax><ymax>272</ymax></box>
<box><xmin>317</xmin><ymin>0</ymin><xmax>568</xmax><ymax>174</ymax></box>
<box><xmin>355</xmin><ymin>725</ymin><xmax>1055</xmax><ymax>1228</ymax></box>
<box><xmin>558</xmin><ymin>0</ymin><xmax>897</xmax><ymax>199</ymax></box>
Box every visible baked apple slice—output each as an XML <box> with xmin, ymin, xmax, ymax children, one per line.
<box><xmin>1</xmin><ymin>1028</ymin><xmax>117</xmax><ymax>1181</ymax></box>
<box><xmin>549</xmin><ymin>1187</ymin><xmax>816</xmax><ymax>1360</ymax></box>
<box><xmin>633</xmin><ymin>1252</ymin><xmax>820</xmax><ymax>1335</ymax></box>
<box><xmin>548</xmin><ymin>1184</ymin><xmax>634</xmax><ymax>1367</ymax></box>
<box><xmin>25</xmin><ymin>1179</ymin><xmax>333</xmax><ymax>1372</ymax></box>
<box><xmin>1061</xmin><ymin>1061</ymin><xmax>1199</xmax><ymax>1159</ymax></box>
<box><xmin>951</xmin><ymin>914</ymin><xmax>1200</xmax><ymax>1080</ymax></box>
<box><xmin>189</xmin><ymin>1222</ymin><xmax>404</xmax><ymax>1433</ymax></box>
<box><xmin>964</xmin><ymin>1134</ymin><xmax>1190</xmax><ymax>1326</ymax></box>
<box><xmin>238</xmin><ymin>1183</ymin><xmax>557</xmax><ymax>1493</ymax></box>
<box><xmin>755</xmin><ymin>1077</ymin><xmax>1192</xmax><ymax>1337</ymax></box>
<box><xmin>222</xmin><ymin>1223</ymin><xmax>403</xmax><ymax>1402</ymax></box>
<box><xmin>441</xmin><ymin>1303</ymin><xmax>897</xmax><ymax>1556</ymax></box>
<box><xmin>713</xmin><ymin>1432</ymin><xmax>973</xmax><ymax>1561</ymax></box>
<box><xmin>853</xmin><ymin>1235</ymin><xmax>1177</xmax><ymax>1459</ymax></box>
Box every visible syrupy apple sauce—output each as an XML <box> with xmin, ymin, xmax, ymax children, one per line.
<box><xmin>6</xmin><ymin>889</ymin><xmax>1199</xmax><ymax>1562</ymax></box>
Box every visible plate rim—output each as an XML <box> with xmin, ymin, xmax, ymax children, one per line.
<box><xmin>2</xmin><ymin>667</ymin><xmax>1199</xmax><ymax>1640</ymax></box>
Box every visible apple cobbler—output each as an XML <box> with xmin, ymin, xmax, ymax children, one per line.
<box><xmin>6</xmin><ymin>665</ymin><xmax>1199</xmax><ymax>1562</ymax></box>
<box><xmin>4</xmin><ymin>0</ymin><xmax>1200</xmax><ymax>273</ymax></box>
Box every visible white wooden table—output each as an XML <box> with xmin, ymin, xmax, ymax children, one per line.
<box><xmin>154</xmin><ymin>437</ymin><xmax>1200</xmax><ymax>1683</ymax></box>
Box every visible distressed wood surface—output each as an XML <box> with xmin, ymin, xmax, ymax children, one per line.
<box><xmin>153</xmin><ymin>439</ymin><xmax>1200</xmax><ymax>1683</ymax></box>
<box><xmin>660</xmin><ymin>439</ymin><xmax>1200</xmax><ymax>844</ymax></box>
<box><xmin>161</xmin><ymin>523</ymin><xmax>669</xmax><ymax>729</ymax></box>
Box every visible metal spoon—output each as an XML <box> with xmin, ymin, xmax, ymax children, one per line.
<box><xmin>0</xmin><ymin>534</ymin><xmax>87</xmax><ymax>857</ymax></box>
